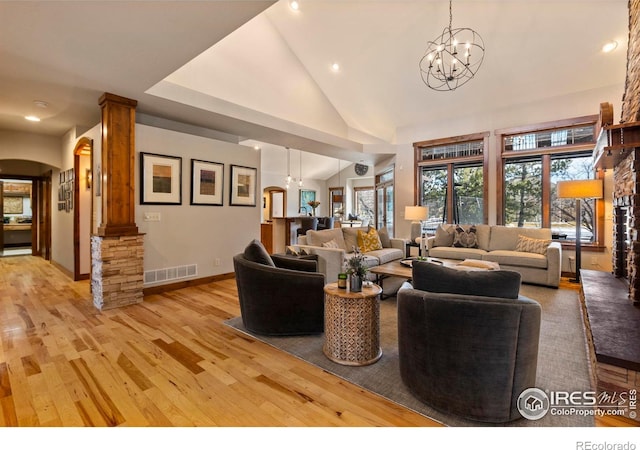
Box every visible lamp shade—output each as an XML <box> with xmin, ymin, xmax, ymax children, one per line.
<box><xmin>405</xmin><ymin>205</ymin><xmax>428</xmax><ymax>221</ymax></box>
<box><xmin>556</xmin><ymin>179</ymin><xmax>603</xmax><ymax>199</ymax></box>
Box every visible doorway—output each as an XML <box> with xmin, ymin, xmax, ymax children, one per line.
<box><xmin>1</xmin><ymin>178</ymin><xmax>35</xmax><ymax>257</ymax></box>
<box><xmin>73</xmin><ymin>138</ymin><xmax>92</xmax><ymax>281</ymax></box>
<box><xmin>375</xmin><ymin>167</ymin><xmax>395</xmax><ymax>235</ymax></box>
<box><xmin>263</xmin><ymin>186</ymin><xmax>287</xmax><ymax>221</ymax></box>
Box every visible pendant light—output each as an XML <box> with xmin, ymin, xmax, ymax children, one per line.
<box><xmin>333</xmin><ymin>160</ymin><xmax>343</xmax><ymax>203</ymax></box>
<box><xmin>285</xmin><ymin>147</ymin><xmax>292</xmax><ymax>189</ymax></box>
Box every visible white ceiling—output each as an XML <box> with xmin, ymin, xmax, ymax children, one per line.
<box><xmin>0</xmin><ymin>0</ymin><xmax>629</xmax><ymax>178</ymax></box>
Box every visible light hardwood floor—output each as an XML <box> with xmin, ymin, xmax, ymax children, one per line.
<box><xmin>0</xmin><ymin>256</ymin><xmax>635</xmax><ymax>427</ymax></box>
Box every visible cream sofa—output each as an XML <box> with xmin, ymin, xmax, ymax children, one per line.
<box><xmin>425</xmin><ymin>224</ymin><xmax>561</xmax><ymax>288</ymax></box>
<box><xmin>296</xmin><ymin>226</ymin><xmax>405</xmax><ymax>283</ymax></box>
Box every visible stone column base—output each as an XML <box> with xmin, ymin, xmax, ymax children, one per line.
<box><xmin>91</xmin><ymin>234</ymin><xmax>144</xmax><ymax>310</ymax></box>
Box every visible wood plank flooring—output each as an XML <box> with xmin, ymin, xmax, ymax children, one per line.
<box><xmin>0</xmin><ymin>255</ymin><xmax>634</xmax><ymax>428</ymax></box>
<box><xmin>0</xmin><ymin>255</ymin><xmax>437</xmax><ymax>427</ymax></box>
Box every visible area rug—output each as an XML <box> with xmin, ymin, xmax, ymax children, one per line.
<box><xmin>224</xmin><ymin>284</ymin><xmax>594</xmax><ymax>427</ymax></box>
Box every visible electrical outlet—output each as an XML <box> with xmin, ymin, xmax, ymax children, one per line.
<box><xmin>214</xmin><ymin>258</ymin><xmax>221</xmax><ymax>266</ymax></box>
<box><xmin>591</xmin><ymin>256</ymin><xmax>598</xmax><ymax>265</ymax></box>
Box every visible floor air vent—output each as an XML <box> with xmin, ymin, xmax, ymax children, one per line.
<box><xmin>144</xmin><ymin>264</ymin><xmax>198</xmax><ymax>285</ymax></box>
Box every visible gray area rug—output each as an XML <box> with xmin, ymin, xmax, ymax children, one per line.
<box><xmin>225</xmin><ymin>282</ymin><xmax>594</xmax><ymax>427</ymax></box>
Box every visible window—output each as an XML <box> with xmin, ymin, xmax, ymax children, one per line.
<box><xmin>375</xmin><ymin>168</ymin><xmax>394</xmax><ymax>235</ymax></box>
<box><xmin>415</xmin><ymin>132</ymin><xmax>489</xmax><ymax>233</ymax></box>
<box><xmin>354</xmin><ymin>187</ymin><xmax>374</xmax><ymax>226</ymax></box>
<box><xmin>497</xmin><ymin>116</ymin><xmax>603</xmax><ymax>245</ymax></box>
<box><xmin>329</xmin><ymin>187</ymin><xmax>344</xmax><ymax>220</ymax></box>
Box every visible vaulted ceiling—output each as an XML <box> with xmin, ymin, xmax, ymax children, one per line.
<box><xmin>0</xmin><ymin>0</ymin><xmax>629</xmax><ymax>175</ymax></box>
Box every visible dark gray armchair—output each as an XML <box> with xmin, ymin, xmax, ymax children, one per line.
<box><xmin>397</xmin><ymin>262</ymin><xmax>541</xmax><ymax>423</ymax></box>
<box><xmin>296</xmin><ymin>216</ymin><xmax>318</xmax><ymax>238</ymax></box>
<box><xmin>316</xmin><ymin>216</ymin><xmax>335</xmax><ymax>230</ymax></box>
<box><xmin>233</xmin><ymin>240</ymin><xmax>325</xmax><ymax>336</ymax></box>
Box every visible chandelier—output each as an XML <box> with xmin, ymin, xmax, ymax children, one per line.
<box><xmin>419</xmin><ymin>0</ymin><xmax>485</xmax><ymax>91</ymax></box>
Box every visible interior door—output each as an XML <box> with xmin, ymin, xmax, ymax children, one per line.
<box><xmin>38</xmin><ymin>172</ymin><xmax>52</xmax><ymax>261</ymax></box>
<box><xmin>0</xmin><ymin>181</ymin><xmax>4</xmax><ymax>253</ymax></box>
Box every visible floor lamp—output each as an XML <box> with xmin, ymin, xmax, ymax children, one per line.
<box><xmin>405</xmin><ymin>205</ymin><xmax>428</xmax><ymax>255</ymax></box>
<box><xmin>556</xmin><ymin>179</ymin><xmax>603</xmax><ymax>283</ymax></box>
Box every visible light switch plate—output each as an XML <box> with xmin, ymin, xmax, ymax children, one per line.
<box><xmin>143</xmin><ymin>212</ymin><xmax>161</xmax><ymax>222</ymax></box>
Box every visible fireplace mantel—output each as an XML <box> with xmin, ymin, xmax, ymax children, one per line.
<box><xmin>593</xmin><ymin>104</ymin><xmax>640</xmax><ymax>170</ymax></box>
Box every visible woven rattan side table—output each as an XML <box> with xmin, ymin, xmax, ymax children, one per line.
<box><xmin>323</xmin><ymin>282</ymin><xmax>383</xmax><ymax>366</ymax></box>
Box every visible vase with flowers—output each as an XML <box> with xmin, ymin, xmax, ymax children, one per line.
<box><xmin>345</xmin><ymin>247</ymin><xmax>368</xmax><ymax>292</ymax></box>
<box><xmin>307</xmin><ymin>200</ymin><xmax>320</xmax><ymax>216</ymax></box>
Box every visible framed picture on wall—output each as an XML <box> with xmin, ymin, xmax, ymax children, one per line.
<box><xmin>299</xmin><ymin>189</ymin><xmax>316</xmax><ymax>212</ymax></box>
<box><xmin>140</xmin><ymin>152</ymin><xmax>182</xmax><ymax>205</ymax></box>
<box><xmin>229</xmin><ymin>164</ymin><xmax>257</xmax><ymax>206</ymax></box>
<box><xmin>190</xmin><ymin>159</ymin><xmax>224</xmax><ymax>206</ymax></box>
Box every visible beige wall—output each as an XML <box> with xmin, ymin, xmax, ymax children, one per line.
<box><xmin>136</xmin><ymin>124</ymin><xmax>261</xmax><ymax>281</ymax></box>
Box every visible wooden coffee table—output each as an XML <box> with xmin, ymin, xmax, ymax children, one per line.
<box><xmin>369</xmin><ymin>258</ymin><xmax>450</xmax><ymax>294</ymax></box>
<box><xmin>323</xmin><ymin>282</ymin><xmax>383</xmax><ymax>366</ymax></box>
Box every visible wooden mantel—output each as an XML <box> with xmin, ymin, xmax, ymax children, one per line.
<box><xmin>593</xmin><ymin>102</ymin><xmax>640</xmax><ymax>170</ymax></box>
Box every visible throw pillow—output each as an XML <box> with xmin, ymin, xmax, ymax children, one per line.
<box><xmin>322</xmin><ymin>239</ymin><xmax>340</xmax><ymax>249</ymax></box>
<box><xmin>285</xmin><ymin>245</ymin><xmax>299</xmax><ymax>256</ymax></box>
<box><xmin>243</xmin><ymin>239</ymin><xmax>275</xmax><ymax>266</ymax></box>
<box><xmin>377</xmin><ymin>226</ymin><xmax>391</xmax><ymax>248</ymax></box>
<box><xmin>515</xmin><ymin>235</ymin><xmax>551</xmax><ymax>255</ymax></box>
<box><xmin>357</xmin><ymin>228</ymin><xmax>383</xmax><ymax>253</ymax></box>
<box><xmin>433</xmin><ymin>224</ymin><xmax>455</xmax><ymax>247</ymax></box>
<box><xmin>412</xmin><ymin>261</ymin><xmax>521</xmax><ymax>299</ymax></box>
<box><xmin>453</xmin><ymin>225</ymin><xmax>479</xmax><ymax>248</ymax></box>
<box><xmin>456</xmin><ymin>259</ymin><xmax>500</xmax><ymax>270</ymax></box>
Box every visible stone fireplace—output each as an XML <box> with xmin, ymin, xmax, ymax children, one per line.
<box><xmin>578</xmin><ymin>0</ymin><xmax>640</xmax><ymax>422</ymax></box>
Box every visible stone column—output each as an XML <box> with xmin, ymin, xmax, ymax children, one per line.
<box><xmin>91</xmin><ymin>235</ymin><xmax>144</xmax><ymax>310</ymax></box>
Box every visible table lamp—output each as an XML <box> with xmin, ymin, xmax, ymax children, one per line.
<box><xmin>556</xmin><ymin>179</ymin><xmax>603</xmax><ymax>283</ymax></box>
<box><xmin>405</xmin><ymin>205</ymin><xmax>429</xmax><ymax>243</ymax></box>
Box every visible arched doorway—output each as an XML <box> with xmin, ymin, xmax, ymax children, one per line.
<box><xmin>263</xmin><ymin>186</ymin><xmax>287</xmax><ymax>221</ymax></box>
<box><xmin>73</xmin><ymin>137</ymin><xmax>93</xmax><ymax>281</ymax></box>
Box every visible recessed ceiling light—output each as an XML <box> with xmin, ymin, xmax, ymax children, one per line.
<box><xmin>289</xmin><ymin>1</ymin><xmax>299</xmax><ymax>11</ymax></box>
<box><xmin>24</xmin><ymin>115</ymin><xmax>41</xmax><ymax>122</ymax></box>
<box><xmin>331</xmin><ymin>62</ymin><xmax>340</xmax><ymax>72</ymax></box>
<box><xmin>33</xmin><ymin>100</ymin><xmax>49</xmax><ymax>108</ymax></box>
<box><xmin>253</xmin><ymin>145</ymin><xmax>261</xmax><ymax>151</ymax></box>
<box><xmin>602</xmin><ymin>41</ymin><xmax>618</xmax><ymax>53</ymax></box>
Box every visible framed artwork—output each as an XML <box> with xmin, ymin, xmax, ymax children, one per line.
<box><xmin>140</xmin><ymin>152</ymin><xmax>182</xmax><ymax>205</ymax></box>
<box><xmin>230</xmin><ymin>165</ymin><xmax>257</xmax><ymax>206</ymax></box>
<box><xmin>191</xmin><ymin>159</ymin><xmax>224</xmax><ymax>206</ymax></box>
<box><xmin>3</xmin><ymin>197</ymin><xmax>23</xmax><ymax>214</ymax></box>
<box><xmin>299</xmin><ymin>189</ymin><xmax>316</xmax><ymax>211</ymax></box>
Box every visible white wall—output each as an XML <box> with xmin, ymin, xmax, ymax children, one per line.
<box><xmin>51</xmin><ymin>129</ymin><xmax>77</xmax><ymax>273</ymax></box>
<box><xmin>260</xmin><ymin>171</ymin><xmax>327</xmax><ymax>217</ymax></box>
<box><xmin>136</xmin><ymin>124</ymin><xmax>261</xmax><ymax>281</ymax></box>
<box><xmin>0</xmin><ymin>130</ymin><xmax>61</xmax><ymax>168</ymax></box>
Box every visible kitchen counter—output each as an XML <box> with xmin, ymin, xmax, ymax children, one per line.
<box><xmin>3</xmin><ymin>223</ymin><xmax>32</xmax><ymax>246</ymax></box>
<box><xmin>4</xmin><ymin>223</ymin><xmax>32</xmax><ymax>231</ymax></box>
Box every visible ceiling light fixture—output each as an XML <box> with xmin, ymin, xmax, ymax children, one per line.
<box><xmin>298</xmin><ymin>151</ymin><xmax>303</xmax><ymax>187</ymax></box>
<box><xmin>33</xmin><ymin>100</ymin><xmax>49</xmax><ymax>108</ymax></box>
<box><xmin>602</xmin><ymin>41</ymin><xmax>618</xmax><ymax>53</ymax></box>
<box><xmin>419</xmin><ymin>0</ymin><xmax>485</xmax><ymax>91</ymax></box>
<box><xmin>285</xmin><ymin>147</ymin><xmax>292</xmax><ymax>189</ymax></box>
<box><xmin>24</xmin><ymin>115</ymin><xmax>41</xmax><ymax>122</ymax></box>
<box><xmin>289</xmin><ymin>1</ymin><xmax>300</xmax><ymax>11</ymax></box>
<box><xmin>331</xmin><ymin>62</ymin><xmax>340</xmax><ymax>72</ymax></box>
